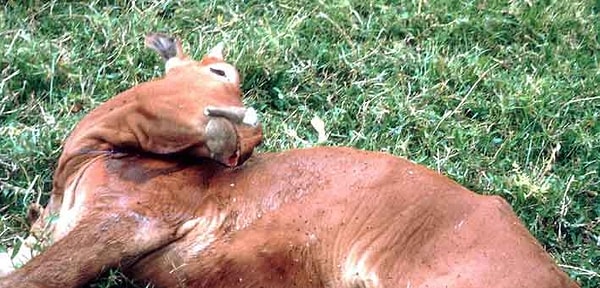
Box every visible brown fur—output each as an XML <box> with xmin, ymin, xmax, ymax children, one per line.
<box><xmin>0</xmin><ymin>35</ymin><xmax>579</xmax><ymax>288</ymax></box>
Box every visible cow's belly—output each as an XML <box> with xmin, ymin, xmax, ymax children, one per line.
<box><xmin>128</xmin><ymin>190</ymin><xmax>575</xmax><ymax>288</ymax></box>
<box><xmin>127</xmin><ymin>201</ymin><xmax>334</xmax><ymax>287</ymax></box>
<box><xmin>126</xmin><ymin>179</ymin><xmax>480</xmax><ymax>288</ymax></box>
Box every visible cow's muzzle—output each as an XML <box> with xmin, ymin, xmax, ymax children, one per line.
<box><xmin>204</xmin><ymin>106</ymin><xmax>263</xmax><ymax>167</ymax></box>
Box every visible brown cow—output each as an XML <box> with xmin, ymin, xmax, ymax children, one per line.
<box><xmin>0</xmin><ymin>34</ymin><xmax>579</xmax><ymax>288</ymax></box>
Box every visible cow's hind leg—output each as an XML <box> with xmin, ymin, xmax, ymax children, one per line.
<box><xmin>0</xmin><ymin>209</ymin><xmax>197</xmax><ymax>288</ymax></box>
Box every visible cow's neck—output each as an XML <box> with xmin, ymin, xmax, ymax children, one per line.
<box><xmin>52</xmin><ymin>143</ymin><xmax>117</xmax><ymax>198</ymax></box>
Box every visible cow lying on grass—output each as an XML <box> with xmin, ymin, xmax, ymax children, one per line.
<box><xmin>0</xmin><ymin>33</ymin><xmax>579</xmax><ymax>288</ymax></box>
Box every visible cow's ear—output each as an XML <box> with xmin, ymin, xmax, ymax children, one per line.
<box><xmin>145</xmin><ymin>33</ymin><xmax>178</xmax><ymax>61</ymax></box>
<box><xmin>145</xmin><ymin>33</ymin><xmax>190</xmax><ymax>73</ymax></box>
<box><xmin>206</xmin><ymin>42</ymin><xmax>225</xmax><ymax>60</ymax></box>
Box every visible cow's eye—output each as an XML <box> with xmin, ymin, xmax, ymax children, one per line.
<box><xmin>210</xmin><ymin>67</ymin><xmax>226</xmax><ymax>77</ymax></box>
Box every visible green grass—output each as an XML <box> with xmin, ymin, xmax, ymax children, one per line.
<box><xmin>1</xmin><ymin>0</ymin><xmax>599</xmax><ymax>287</ymax></box>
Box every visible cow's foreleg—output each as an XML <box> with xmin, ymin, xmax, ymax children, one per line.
<box><xmin>0</xmin><ymin>210</ymin><xmax>197</xmax><ymax>288</ymax></box>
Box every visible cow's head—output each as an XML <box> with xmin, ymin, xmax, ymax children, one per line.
<box><xmin>142</xmin><ymin>33</ymin><xmax>262</xmax><ymax>166</ymax></box>
<box><xmin>53</xmin><ymin>33</ymin><xmax>262</xmax><ymax>194</ymax></box>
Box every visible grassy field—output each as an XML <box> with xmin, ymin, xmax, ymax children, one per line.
<box><xmin>1</xmin><ymin>0</ymin><xmax>598</xmax><ymax>287</ymax></box>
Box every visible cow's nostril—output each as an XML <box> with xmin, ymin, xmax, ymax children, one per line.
<box><xmin>226</xmin><ymin>152</ymin><xmax>239</xmax><ymax>167</ymax></box>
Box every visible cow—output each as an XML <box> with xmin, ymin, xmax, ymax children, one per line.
<box><xmin>0</xmin><ymin>33</ymin><xmax>579</xmax><ymax>288</ymax></box>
